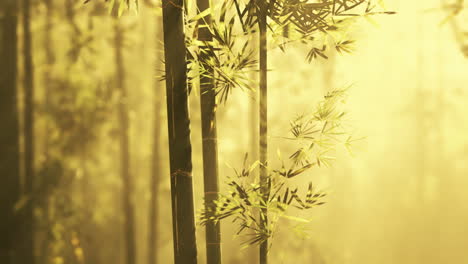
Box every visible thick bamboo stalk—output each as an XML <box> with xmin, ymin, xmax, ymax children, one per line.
<box><xmin>196</xmin><ymin>0</ymin><xmax>222</xmax><ymax>263</ymax></box>
<box><xmin>161</xmin><ymin>0</ymin><xmax>199</xmax><ymax>262</ymax></box>
<box><xmin>0</xmin><ymin>1</ymin><xmax>20</xmax><ymax>263</ymax></box>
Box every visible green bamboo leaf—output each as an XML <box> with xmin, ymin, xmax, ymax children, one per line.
<box><xmin>281</xmin><ymin>214</ymin><xmax>310</xmax><ymax>223</ymax></box>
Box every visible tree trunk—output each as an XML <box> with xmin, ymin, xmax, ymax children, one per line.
<box><xmin>196</xmin><ymin>1</ymin><xmax>222</xmax><ymax>264</ymax></box>
<box><xmin>148</xmin><ymin>16</ymin><xmax>162</xmax><ymax>264</ymax></box>
<box><xmin>40</xmin><ymin>0</ymin><xmax>54</xmax><ymax>262</ymax></box>
<box><xmin>21</xmin><ymin>0</ymin><xmax>35</xmax><ymax>262</ymax></box>
<box><xmin>0</xmin><ymin>0</ymin><xmax>20</xmax><ymax>263</ymax></box>
<box><xmin>114</xmin><ymin>18</ymin><xmax>137</xmax><ymax>264</ymax></box>
<box><xmin>258</xmin><ymin>1</ymin><xmax>268</xmax><ymax>263</ymax></box>
<box><xmin>43</xmin><ymin>0</ymin><xmax>54</xmax><ymax>159</ymax></box>
<box><xmin>161</xmin><ymin>0</ymin><xmax>198</xmax><ymax>262</ymax></box>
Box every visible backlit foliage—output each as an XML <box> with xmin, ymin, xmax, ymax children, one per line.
<box><xmin>199</xmin><ymin>89</ymin><xmax>358</xmax><ymax>247</ymax></box>
<box><xmin>185</xmin><ymin>0</ymin><xmax>394</xmax><ymax>102</ymax></box>
<box><xmin>186</xmin><ymin>3</ymin><xmax>258</xmax><ymax>102</ymax></box>
<box><xmin>229</xmin><ymin>0</ymin><xmax>394</xmax><ymax>61</ymax></box>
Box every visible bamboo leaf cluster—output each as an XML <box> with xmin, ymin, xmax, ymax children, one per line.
<box><xmin>229</xmin><ymin>0</ymin><xmax>394</xmax><ymax>62</ymax></box>
<box><xmin>186</xmin><ymin>2</ymin><xmax>258</xmax><ymax>103</ymax></box>
<box><xmin>199</xmin><ymin>88</ymin><xmax>356</xmax><ymax>248</ymax></box>
<box><xmin>199</xmin><ymin>159</ymin><xmax>326</xmax><ymax>247</ymax></box>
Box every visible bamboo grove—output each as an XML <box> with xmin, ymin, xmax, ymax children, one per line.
<box><xmin>1</xmin><ymin>0</ymin><xmax>467</xmax><ymax>264</ymax></box>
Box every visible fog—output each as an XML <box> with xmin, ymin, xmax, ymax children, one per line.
<box><xmin>1</xmin><ymin>0</ymin><xmax>467</xmax><ymax>263</ymax></box>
